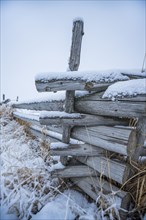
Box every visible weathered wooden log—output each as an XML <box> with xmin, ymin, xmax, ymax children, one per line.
<box><xmin>12</xmin><ymin>100</ymin><xmax>64</xmax><ymax>111</ymax></box>
<box><xmin>131</xmin><ymin>116</ymin><xmax>146</xmax><ymax>161</ymax></box>
<box><xmin>76</xmin><ymin>91</ymin><xmax>146</xmax><ymax>102</ymax></box>
<box><xmin>51</xmin><ymin>165</ymin><xmax>99</xmax><ymax>178</ymax></box>
<box><xmin>75</xmin><ymin>92</ymin><xmax>146</xmax><ymax>104</ymax></box>
<box><xmin>71</xmin><ymin>177</ymin><xmax>131</xmax><ymax>219</ymax></box>
<box><xmin>72</xmin><ymin>126</ymin><xmax>136</xmax><ymax>156</ymax></box>
<box><xmin>28</xmin><ymin>125</ymin><xmax>60</xmax><ymax>143</ymax></box>
<box><xmin>13</xmin><ymin>111</ymin><xmax>40</xmax><ymax>126</ymax></box>
<box><xmin>35</xmin><ymin>79</ymin><xmax>111</xmax><ymax>92</ymax></box>
<box><xmin>40</xmin><ymin>112</ymin><xmax>129</xmax><ymax>126</ymax></box>
<box><xmin>75</xmin><ymin>92</ymin><xmax>146</xmax><ymax>118</ymax></box>
<box><xmin>77</xmin><ymin>156</ymin><xmax>129</xmax><ymax>185</ymax></box>
<box><xmin>139</xmin><ymin>147</ymin><xmax>146</xmax><ymax>156</ymax></box>
<box><xmin>50</xmin><ymin>143</ymin><xmax>104</xmax><ymax>156</ymax></box>
<box><xmin>61</xmin><ymin>20</ymin><xmax>84</xmax><ymax>165</ymax></box>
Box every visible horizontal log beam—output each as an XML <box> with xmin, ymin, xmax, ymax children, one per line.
<box><xmin>51</xmin><ymin>165</ymin><xmax>99</xmax><ymax>178</ymax></box>
<box><xmin>35</xmin><ymin>80</ymin><xmax>110</xmax><ymax>92</ymax></box>
<box><xmin>77</xmin><ymin>91</ymin><xmax>146</xmax><ymax>102</ymax></box>
<box><xmin>12</xmin><ymin>100</ymin><xmax>64</xmax><ymax>111</ymax></box>
<box><xmin>75</xmin><ymin>99</ymin><xmax>146</xmax><ymax>118</ymax></box>
<box><xmin>72</xmin><ymin>126</ymin><xmax>136</xmax><ymax>156</ymax></box>
<box><xmin>40</xmin><ymin>112</ymin><xmax>129</xmax><ymax>126</ymax></box>
<box><xmin>77</xmin><ymin>156</ymin><xmax>129</xmax><ymax>185</ymax></box>
<box><xmin>13</xmin><ymin>112</ymin><xmax>40</xmax><ymax>126</ymax></box>
<box><xmin>50</xmin><ymin>143</ymin><xmax>104</xmax><ymax>156</ymax></box>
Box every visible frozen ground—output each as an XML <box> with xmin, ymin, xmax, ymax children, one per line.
<box><xmin>0</xmin><ymin>106</ymin><xmax>99</xmax><ymax>220</ymax></box>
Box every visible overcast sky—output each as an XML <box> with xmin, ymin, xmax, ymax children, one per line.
<box><xmin>1</xmin><ymin>0</ymin><xmax>145</xmax><ymax>101</ymax></box>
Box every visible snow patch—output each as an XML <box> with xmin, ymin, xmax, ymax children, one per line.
<box><xmin>50</xmin><ymin>142</ymin><xmax>69</xmax><ymax>149</ymax></box>
<box><xmin>35</xmin><ymin>70</ymin><xmax>129</xmax><ymax>83</ymax></box>
<box><xmin>102</xmin><ymin>79</ymin><xmax>146</xmax><ymax>99</ymax></box>
<box><xmin>40</xmin><ymin>111</ymin><xmax>81</xmax><ymax>119</ymax></box>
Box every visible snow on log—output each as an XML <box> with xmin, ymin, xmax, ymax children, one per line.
<box><xmin>75</xmin><ymin>96</ymin><xmax>146</xmax><ymax>118</ymax></box>
<box><xmin>71</xmin><ymin>126</ymin><xmax>136</xmax><ymax>156</ymax></box>
<box><xmin>13</xmin><ymin>111</ymin><xmax>40</xmax><ymax>126</ymax></box>
<box><xmin>35</xmin><ymin>70</ymin><xmax>129</xmax><ymax>92</ymax></box>
<box><xmin>102</xmin><ymin>79</ymin><xmax>146</xmax><ymax>99</ymax></box>
<box><xmin>39</xmin><ymin>111</ymin><xmax>129</xmax><ymax>126</ymax></box>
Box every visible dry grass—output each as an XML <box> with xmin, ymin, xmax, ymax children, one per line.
<box><xmin>125</xmin><ymin>164</ymin><xmax>146</xmax><ymax>214</ymax></box>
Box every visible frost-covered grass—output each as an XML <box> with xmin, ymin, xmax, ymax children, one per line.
<box><xmin>0</xmin><ymin>106</ymin><xmax>99</xmax><ymax>220</ymax></box>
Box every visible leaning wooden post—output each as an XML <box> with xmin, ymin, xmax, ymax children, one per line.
<box><xmin>132</xmin><ymin>116</ymin><xmax>146</xmax><ymax>162</ymax></box>
<box><xmin>60</xmin><ymin>19</ymin><xmax>84</xmax><ymax>165</ymax></box>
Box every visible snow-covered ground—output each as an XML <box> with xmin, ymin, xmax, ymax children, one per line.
<box><xmin>0</xmin><ymin>106</ymin><xmax>99</xmax><ymax>220</ymax></box>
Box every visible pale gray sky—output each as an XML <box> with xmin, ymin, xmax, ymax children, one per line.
<box><xmin>1</xmin><ymin>0</ymin><xmax>145</xmax><ymax>101</ymax></box>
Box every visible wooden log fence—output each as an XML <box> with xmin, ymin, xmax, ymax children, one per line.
<box><xmin>11</xmin><ymin>19</ymin><xmax>146</xmax><ymax>219</ymax></box>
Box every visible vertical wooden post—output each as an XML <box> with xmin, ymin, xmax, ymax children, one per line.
<box><xmin>61</xmin><ymin>19</ymin><xmax>84</xmax><ymax>165</ymax></box>
<box><xmin>132</xmin><ymin>116</ymin><xmax>146</xmax><ymax>162</ymax></box>
<box><xmin>3</xmin><ymin>94</ymin><xmax>5</xmax><ymax>101</ymax></box>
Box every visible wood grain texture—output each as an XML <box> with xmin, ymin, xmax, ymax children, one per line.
<box><xmin>61</xmin><ymin>20</ymin><xmax>84</xmax><ymax>165</ymax></box>
<box><xmin>35</xmin><ymin>80</ymin><xmax>110</xmax><ymax>92</ymax></box>
<box><xmin>77</xmin><ymin>156</ymin><xmax>129</xmax><ymax>184</ymax></box>
<box><xmin>51</xmin><ymin>165</ymin><xmax>99</xmax><ymax>178</ymax></box>
<box><xmin>40</xmin><ymin>113</ymin><xmax>129</xmax><ymax>126</ymax></box>
<box><xmin>50</xmin><ymin>143</ymin><xmax>104</xmax><ymax>156</ymax></box>
<box><xmin>75</xmin><ymin>99</ymin><xmax>146</xmax><ymax>118</ymax></box>
<box><xmin>12</xmin><ymin>100</ymin><xmax>64</xmax><ymax>111</ymax></box>
<box><xmin>71</xmin><ymin>126</ymin><xmax>135</xmax><ymax>156</ymax></box>
<box><xmin>131</xmin><ymin>117</ymin><xmax>146</xmax><ymax>161</ymax></box>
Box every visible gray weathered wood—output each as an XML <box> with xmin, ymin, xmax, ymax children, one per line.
<box><xmin>77</xmin><ymin>156</ymin><xmax>129</xmax><ymax>184</ymax></box>
<box><xmin>75</xmin><ymin>99</ymin><xmax>146</xmax><ymax>118</ymax></box>
<box><xmin>131</xmin><ymin>116</ymin><xmax>146</xmax><ymax>161</ymax></box>
<box><xmin>13</xmin><ymin>112</ymin><xmax>40</xmax><ymax>126</ymax></box>
<box><xmin>51</xmin><ymin>165</ymin><xmax>99</xmax><ymax>178</ymax></box>
<box><xmin>12</xmin><ymin>100</ymin><xmax>64</xmax><ymax>111</ymax></box>
<box><xmin>69</xmin><ymin>19</ymin><xmax>84</xmax><ymax>71</ymax></box>
<box><xmin>71</xmin><ymin>177</ymin><xmax>131</xmax><ymax>219</ymax></box>
<box><xmin>72</xmin><ymin>126</ymin><xmax>136</xmax><ymax>156</ymax></box>
<box><xmin>76</xmin><ymin>91</ymin><xmax>146</xmax><ymax>102</ymax></box>
<box><xmin>40</xmin><ymin>113</ymin><xmax>129</xmax><ymax>126</ymax></box>
<box><xmin>35</xmin><ymin>80</ymin><xmax>111</xmax><ymax>92</ymax></box>
<box><xmin>61</xmin><ymin>20</ymin><xmax>84</xmax><ymax>164</ymax></box>
<box><xmin>28</xmin><ymin>126</ymin><xmax>59</xmax><ymax>143</ymax></box>
<box><xmin>50</xmin><ymin>143</ymin><xmax>104</xmax><ymax>156</ymax></box>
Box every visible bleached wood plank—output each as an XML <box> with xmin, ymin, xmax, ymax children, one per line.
<box><xmin>77</xmin><ymin>156</ymin><xmax>129</xmax><ymax>185</ymax></box>
<box><xmin>50</xmin><ymin>143</ymin><xmax>104</xmax><ymax>156</ymax></box>
<box><xmin>13</xmin><ymin>112</ymin><xmax>40</xmax><ymax>126</ymax></box>
<box><xmin>12</xmin><ymin>100</ymin><xmax>64</xmax><ymax>111</ymax></box>
<box><xmin>35</xmin><ymin>79</ymin><xmax>111</xmax><ymax>92</ymax></box>
<box><xmin>131</xmin><ymin>116</ymin><xmax>146</xmax><ymax>161</ymax></box>
<box><xmin>51</xmin><ymin>165</ymin><xmax>98</xmax><ymax>178</ymax></box>
<box><xmin>71</xmin><ymin>126</ymin><xmax>136</xmax><ymax>156</ymax></box>
<box><xmin>61</xmin><ymin>20</ymin><xmax>84</xmax><ymax>165</ymax></box>
<box><xmin>40</xmin><ymin>112</ymin><xmax>129</xmax><ymax>126</ymax></box>
<box><xmin>75</xmin><ymin>99</ymin><xmax>146</xmax><ymax>118</ymax></box>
